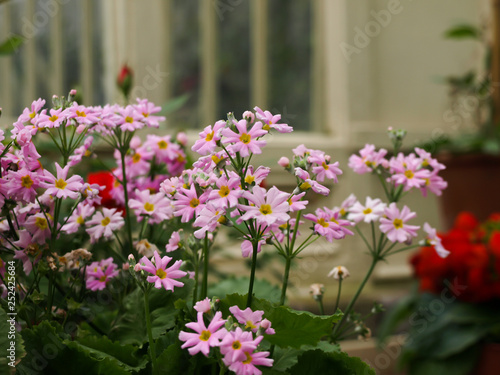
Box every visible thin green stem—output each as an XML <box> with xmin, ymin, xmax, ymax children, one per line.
<box><xmin>333</xmin><ymin>277</ymin><xmax>343</xmax><ymax>313</ymax></box>
<box><xmin>246</xmin><ymin>240</ymin><xmax>259</xmax><ymax>308</ymax></box>
<box><xmin>354</xmin><ymin>226</ymin><xmax>373</xmax><ymax>253</ymax></box>
<box><xmin>201</xmin><ymin>234</ymin><xmax>210</xmax><ymax>299</ymax></box>
<box><xmin>332</xmin><ymin>257</ymin><xmax>379</xmax><ymax>340</ymax></box>
<box><xmin>119</xmin><ymin>148</ymin><xmax>133</xmax><ymax>251</ymax></box>
<box><xmin>317</xmin><ymin>298</ymin><xmax>325</xmax><ymax>315</ymax></box>
<box><xmin>144</xmin><ymin>288</ymin><xmax>157</xmax><ymax>374</ymax></box>
<box><xmin>279</xmin><ymin>256</ymin><xmax>292</xmax><ymax>305</ymax></box>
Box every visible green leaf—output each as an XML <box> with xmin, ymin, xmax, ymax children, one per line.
<box><xmin>289</xmin><ymin>350</ymin><xmax>375</xmax><ymax>375</ymax></box>
<box><xmin>444</xmin><ymin>24</ymin><xmax>481</xmax><ymax>40</ymax></box>
<box><xmin>265</xmin><ymin>307</ymin><xmax>341</xmax><ymax>349</ymax></box>
<box><xmin>219</xmin><ymin>293</ymin><xmax>342</xmax><ymax>349</ymax></box>
<box><xmin>377</xmin><ymin>294</ymin><xmax>416</xmax><ymax>346</ymax></box>
<box><xmin>109</xmin><ymin>279</ymin><xmax>194</xmax><ymax>345</ymax></box>
<box><xmin>209</xmin><ymin>277</ymin><xmax>281</xmax><ymax>303</ymax></box>
<box><xmin>155</xmin><ymin>340</ymin><xmax>190</xmax><ymax>374</ymax></box>
<box><xmin>0</xmin><ymin>35</ymin><xmax>24</xmax><ymax>55</ymax></box>
<box><xmin>159</xmin><ymin>94</ymin><xmax>190</xmax><ymax>116</ymax></box>
<box><xmin>408</xmin><ymin>345</ymin><xmax>480</xmax><ymax>375</ymax></box>
<box><xmin>74</xmin><ymin>333</ymin><xmax>147</xmax><ymax>370</ymax></box>
<box><xmin>0</xmin><ymin>307</ymin><xmax>25</xmax><ymax>374</ymax></box>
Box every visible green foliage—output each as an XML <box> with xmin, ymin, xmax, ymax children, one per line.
<box><xmin>380</xmin><ymin>293</ymin><xmax>499</xmax><ymax>374</ymax></box>
<box><xmin>0</xmin><ymin>35</ymin><xmax>24</xmax><ymax>56</ymax></box>
<box><xmin>209</xmin><ymin>276</ymin><xmax>281</xmax><ymax>303</ymax></box>
<box><xmin>288</xmin><ymin>350</ymin><xmax>375</xmax><ymax>375</ymax></box>
<box><xmin>444</xmin><ymin>24</ymin><xmax>481</xmax><ymax>40</ymax></box>
<box><xmin>109</xmin><ymin>279</ymin><xmax>194</xmax><ymax>345</ymax></box>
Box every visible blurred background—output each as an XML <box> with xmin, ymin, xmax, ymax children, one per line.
<box><xmin>0</xmin><ymin>0</ymin><xmax>491</xmax><ymax>308</ymax></box>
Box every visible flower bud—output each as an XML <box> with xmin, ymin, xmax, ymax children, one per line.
<box><xmin>278</xmin><ymin>157</ymin><xmax>290</xmax><ymax>168</ymax></box>
<box><xmin>176</xmin><ymin>132</ymin><xmax>188</xmax><ymax>146</ymax></box>
<box><xmin>117</xmin><ymin>64</ymin><xmax>133</xmax><ymax>99</ymax></box>
<box><xmin>242</xmin><ymin>110</ymin><xmax>255</xmax><ymax>123</ymax></box>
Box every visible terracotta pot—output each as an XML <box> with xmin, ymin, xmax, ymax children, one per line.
<box><xmin>437</xmin><ymin>153</ymin><xmax>500</xmax><ymax>230</ymax></box>
<box><xmin>472</xmin><ymin>343</ymin><xmax>500</xmax><ymax>375</ymax></box>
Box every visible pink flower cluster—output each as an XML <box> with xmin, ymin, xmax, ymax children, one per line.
<box><xmin>136</xmin><ymin>250</ymin><xmax>187</xmax><ymax>292</ymax></box>
<box><xmin>86</xmin><ymin>257</ymin><xmax>119</xmax><ymax>291</ymax></box>
<box><xmin>179</xmin><ymin>304</ymin><xmax>274</xmax><ymax>375</ymax></box>
<box><xmin>348</xmin><ymin>144</ymin><xmax>447</xmax><ymax>197</ymax></box>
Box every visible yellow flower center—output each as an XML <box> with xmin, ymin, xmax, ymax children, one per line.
<box><xmin>76</xmin><ymin>110</ymin><xmax>86</xmax><ymax>118</ymax></box>
<box><xmin>393</xmin><ymin>218</ymin><xmax>403</xmax><ymax>229</ymax></box>
<box><xmin>232</xmin><ymin>341</ymin><xmax>242</xmax><ymax>350</ymax></box>
<box><xmin>404</xmin><ymin>170</ymin><xmax>414</xmax><ymax>179</ymax></box>
<box><xmin>200</xmin><ymin>330</ymin><xmax>211</xmax><ymax>341</ymax></box>
<box><xmin>263</xmin><ymin>124</ymin><xmax>270</xmax><ymax>131</ymax></box>
<box><xmin>99</xmin><ymin>275</ymin><xmax>107</xmax><ymax>283</ymax></box>
<box><xmin>239</xmin><ymin>133</ymin><xmax>251</xmax><ymax>144</ymax></box>
<box><xmin>49</xmin><ymin>115</ymin><xmax>59</xmax><ymax>122</ymax></box>
<box><xmin>125</xmin><ymin>116</ymin><xmax>133</xmax><ymax>123</ymax></box>
<box><xmin>205</xmin><ymin>131</ymin><xmax>214</xmax><ymax>141</ymax></box>
<box><xmin>156</xmin><ymin>268</ymin><xmax>167</xmax><ymax>279</ymax></box>
<box><xmin>35</xmin><ymin>217</ymin><xmax>48</xmax><ymax>230</ymax></box>
<box><xmin>142</xmin><ymin>112</ymin><xmax>149</xmax><ymax>117</ymax></box>
<box><xmin>55</xmin><ymin>178</ymin><xmax>67</xmax><ymax>190</ymax></box>
<box><xmin>322</xmin><ymin>162</ymin><xmax>329</xmax><ymax>170</ymax></box>
<box><xmin>21</xmin><ymin>175</ymin><xmax>34</xmax><ymax>189</ymax></box>
<box><xmin>363</xmin><ymin>208</ymin><xmax>372</xmax><ymax>215</ymax></box>
<box><xmin>77</xmin><ymin>216</ymin><xmax>85</xmax><ymax>225</ymax></box>
<box><xmin>422</xmin><ymin>159</ymin><xmax>429</xmax><ymax>167</ymax></box>
<box><xmin>158</xmin><ymin>140</ymin><xmax>168</xmax><ymax>149</ymax></box>
<box><xmin>190</xmin><ymin>198</ymin><xmax>200</xmax><ymax>208</ymax></box>
<box><xmin>317</xmin><ymin>218</ymin><xmax>329</xmax><ymax>228</ymax></box>
<box><xmin>259</xmin><ymin>204</ymin><xmax>272</xmax><ymax>215</ymax></box>
<box><xmin>211</xmin><ymin>154</ymin><xmax>222</xmax><ymax>164</ymax></box>
<box><xmin>144</xmin><ymin>202</ymin><xmax>155</xmax><ymax>212</ymax></box>
<box><xmin>29</xmin><ymin>111</ymin><xmax>36</xmax><ymax>119</ymax></box>
<box><xmin>299</xmin><ymin>182</ymin><xmax>311</xmax><ymax>191</ymax></box>
<box><xmin>245</xmin><ymin>175</ymin><xmax>255</xmax><ymax>185</ymax></box>
<box><xmin>245</xmin><ymin>320</ymin><xmax>257</xmax><ymax>330</ymax></box>
<box><xmin>242</xmin><ymin>352</ymin><xmax>253</xmax><ymax>364</ymax></box>
<box><xmin>132</xmin><ymin>153</ymin><xmax>141</xmax><ymax>163</ymax></box>
<box><xmin>217</xmin><ymin>216</ymin><xmax>227</xmax><ymax>224</ymax></box>
<box><xmin>218</xmin><ymin>185</ymin><xmax>230</xmax><ymax>197</ymax></box>
<box><xmin>101</xmin><ymin>217</ymin><xmax>111</xmax><ymax>226</ymax></box>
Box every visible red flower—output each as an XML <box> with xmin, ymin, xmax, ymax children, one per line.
<box><xmin>411</xmin><ymin>211</ymin><xmax>500</xmax><ymax>303</ymax></box>
<box><xmin>88</xmin><ymin>171</ymin><xmax>115</xmax><ymax>208</ymax></box>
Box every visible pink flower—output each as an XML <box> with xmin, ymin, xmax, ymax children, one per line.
<box><xmin>294</xmin><ymin>168</ymin><xmax>330</xmax><ymax>196</ymax></box>
<box><xmin>309</xmin><ymin>154</ymin><xmax>343</xmax><ymax>183</ymax></box>
<box><xmin>67</xmin><ymin>104</ymin><xmax>100</xmax><ymax>125</ymax></box>
<box><xmin>220</xmin><ymin>327</ymin><xmax>263</xmax><ymax>363</ymax></box>
<box><xmin>40</xmin><ymin>163</ymin><xmax>84</xmax><ymax>200</ymax></box>
<box><xmin>37</xmin><ymin>108</ymin><xmax>67</xmax><ymax>128</ymax></box>
<box><xmin>253</xmin><ymin>106</ymin><xmax>293</xmax><ymax>133</ymax></box>
<box><xmin>192</xmin><ymin>120</ymin><xmax>226</xmax><ymax>155</ymax></box>
<box><xmin>208</xmin><ymin>173</ymin><xmax>242</xmax><ymax>208</ymax></box>
<box><xmin>173</xmin><ymin>184</ymin><xmax>207</xmax><ymax>223</ymax></box>
<box><xmin>336</xmin><ymin>194</ymin><xmax>357</xmax><ymax>217</ymax></box>
<box><xmin>133</xmin><ymin>98</ymin><xmax>165</xmax><ymax>128</ymax></box>
<box><xmin>129</xmin><ymin>189</ymin><xmax>173</xmax><ymax>224</ymax></box>
<box><xmin>24</xmin><ymin>212</ymin><xmax>51</xmax><ymax>244</ymax></box>
<box><xmin>420</xmin><ymin>171</ymin><xmax>448</xmax><ymax>197</ymax></box>
<box><xmin>118</xmin><ymin>106</ymin><xmax>144</xmax><ymax>131</ymax></box>
<box><xmin>18</xmin><ymin>99</ymin><xmax>46</xmax><ymax>124</ymax></box>
<box><xmin>179</xmin><ymin>311</ymin><xmax>227</xmax><ymax>356</ymax></box>
<box><xmin>6</xmin><ymin>169</ymin><xmax>42</xmax><ymax>203</ymax></box>
<box><xmin>348</xmin><ymin>144</ymin><xmax>388</xmax><ymax>174</ymax></box>
<box><xmin>287</xmin><ymin>192</ymin><xmax>308</xmax><ymax>212</ymax></box>
<box><xmin>86</xmin><ymin>258</ymin><xmax>119</xmax><ymax>291</ymax></box>
<box><xmin>238</xmin><ymin>186</ymin><xmax>290</xmax><ymax>227</ymax></box>
<box><xmin>194</xmin><ymin>297</ymin><xmax>212</xmax><ymax>313</ymax></box>
<box><xmin>61</xmin><ymin>203</ymin><xmax>95</xmax><ymax>234</ymax></box>
<box><xmin>193</xmin><ymin>203</ymin><xmax>226</xmax><ymax>239</ymax></box>
<box><xmin>379</xmin><ymin>203</ymin><xmax>420</xmax><ymax>243</ymax></box>
<box><xmin>348</xmin><ymin>197</ymin><xmax>386</xmax><ymax>224</ymax></box>
<box><xmin>138</xmin><ymin>251</ymin><xmax>186</xmax><ymax>291</ymax></box>
<box><xmin>241</xmin><ymin>239</ymin><xmax>266</xmax><ymax>258</ymax></box>
<box><xmin>423</xmin><ymin>223</ymin><xmax>450</xmax><ymax>258</ymax></box>
<box><xmin>303</xmin><ymin>207</ymin><xmax>354</xmax><ymax>242</ymax></box>
<box><xmin>223</xmin><ymin>350</ymin><xmax>273</xmax><ymax>375</ymax></box>
<box><xmin>244</xmin><ymin>166</ymin><xmax>270</xmax><ymax>186</ymax></box>
<box><xmin>390</xmin><ymin>153</ymin><xmax>431</xmax><ymax>191</ymax></box>
<box><xmin>222</xmin><ymin>120</ymin><xmax>267</xmax><ymax>157</ymax></box>
<box><xmin>166</xmin><ymin>230</ymin><xmax>182</xmax><ymax>252</ymax></box>
<box><xmin>229</xmin><ymin>306</ymin><xmax>263</xmax><ymax>332</ymax></box>
<box><xmin>86</xmin><ymin>208</ymin><xmax>125</xmax><ymax>243</ymax></box>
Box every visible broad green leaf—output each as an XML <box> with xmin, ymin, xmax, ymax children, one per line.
<box><xmin>209</xmin><ymin>277</ymin><xmax>281</xmax><ymax>303</ymax></box>
<box><xmin>74</xmin><ymin>333</ymin><xmax>147</xmax><ymax>370</ymax></box>
<box><xmin>109</xmin><ymin>279</ymin><xmax>194</xmax><ymax>345</ymax></box>
<box><xmin>159</xmin><ymin>94</ymin><xmax>190</xmax><ymax>116</ymax></box>
<box><xmin>377</xmin><ymin>294</ymin><xmax>415</xmax><ymax>346</ymax></box>
<box><xmin>409</xmin><ymin>345</ymin><xmax>480</xmax><ymax>375</ymax></box>
<box><xmin>0</xmin><ymin>35</ymin><xmax>23</xmax><ymax>55</ymax></box>
<box><xmin>444</xmin><ymin>25</ymin><xmax>481</xmax><ymax>40</ymax></box>
<box><xmin>265</xmin><ymin>307</ymin><xmax>341</xmax><ymax>348</ymax></box>
<box><xmin>155</xmin><ymin>340</ymin><xmax>190</xmax><ymax>374</ymax></box>
<box><xmin>289</xmin><ymin>349</ymin><xmax>375</xmax><ymax>375</ymax></box>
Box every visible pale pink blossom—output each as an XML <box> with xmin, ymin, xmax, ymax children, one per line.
<box><xmin>222</xmin><ymin>120</ymin><xmax>267</xmax><ymax>157</ymax></box>
<box><xmin>179</xmin><ymin>311</ymin><xmax>227</xmax><ymax>356</ymax></box>
<box><xmin>138</xmin><ymin>251</ymin><xmax>186</xmax><ymax>291</ymax></box>
<box><xmin>379</xmin><ymin>203</ymin><xmax>420</xmax><ymax>243</ymax></box>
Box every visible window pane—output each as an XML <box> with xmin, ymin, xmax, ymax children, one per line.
<box><xmin>268</xmin><ymin>0</ymin><xmax>311</xmax><ymax>131</ymax></box>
